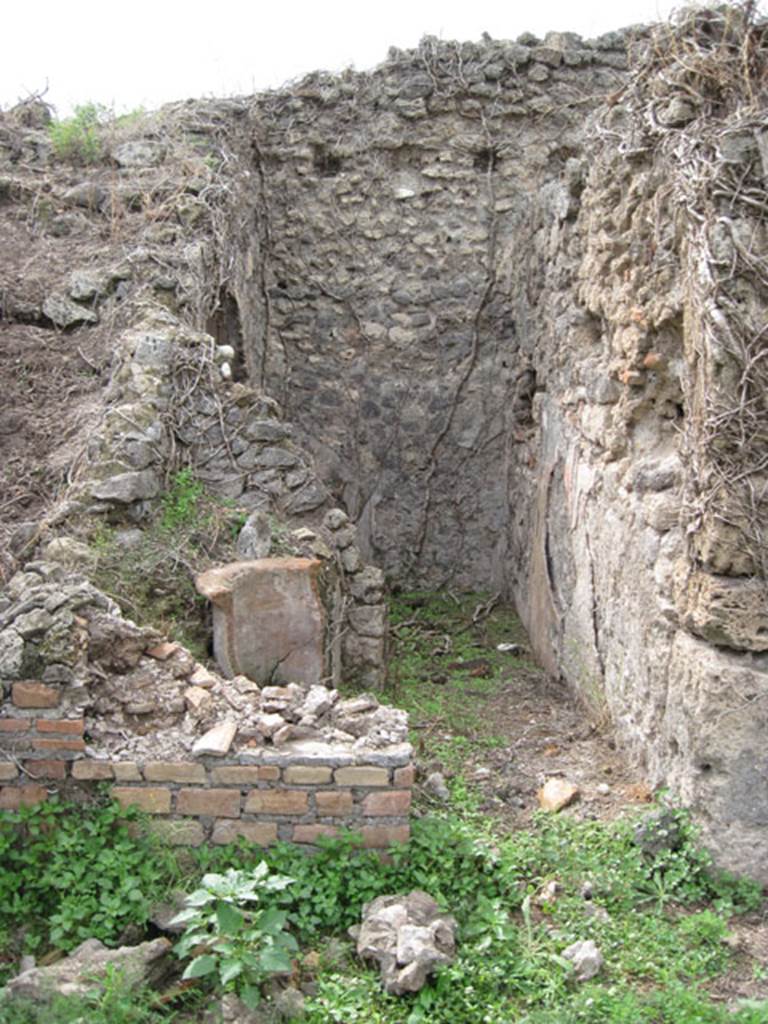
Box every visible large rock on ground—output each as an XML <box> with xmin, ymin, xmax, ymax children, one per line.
<box><xmin>3</xmin><ymin>938</ymin><xmax>173</xmax><ymax>1004</ymax></box>
<box><xmin>355</xmin><ymin>890</ymin><xmax>456</xmax><ymax>995</ymax></box>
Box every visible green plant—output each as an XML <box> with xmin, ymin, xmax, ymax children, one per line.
<box><xmin>0</xmin><ymin>798</ymin><xmax>177</xmax><ymax>973</ymax></box>
<box><xmin>48</xmin><ymin>103</ymin><xmax>110</xmax><ymax>164</ymax></box>
<box><xmin>172</xmin><ymin>864</ymin><xmax>298</xmax><ymax>1010</ymax></box>
<box><xmin>0</xmin><ymin>969</ymin><xmax>177</xmax><ymax>1023</ymax></box>
<box><xmin>160</xmin><ymin>468</ymin><xmax>204</xmax><ymax>531</ymax></box>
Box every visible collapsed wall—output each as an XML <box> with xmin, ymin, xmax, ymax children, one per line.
<box><xmin>1</xmin><ymin>7</ymin><xmax>767</xmax><ymax>878</ymax></box>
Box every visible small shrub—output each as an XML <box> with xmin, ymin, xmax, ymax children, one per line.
<box><xmin>172</xmin><ymin>864</ymin><xmax>297</xmax><ymax>1010</ymax></box>
<box><xmin>48</xmin><ymin>103</ymin><xmax>110</xmax><ymax>164</ymax></box>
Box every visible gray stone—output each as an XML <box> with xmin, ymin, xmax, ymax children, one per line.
<box><xmin>90</xmin><ymin>470</ymin><xmax>160</xmax><ymax>503</ymax></box>
<box><xmin>237</xmin><ymin>510</ymin><xmax>273</xmax><ymax>560</ymax></box>
<box><xmin>67</xmin><ymin>269</ymin><xmax>110</xmax><ymax>301</ymax></box>
<box><xmin>562</xmin><ymin>939</ymin><xmax>603</xmax><ymax>981</ymax></box>
<box><xmin>425</xmin><ymin>771</ymin><xmax>450</xmax><ymax>802</ymax></box>
<box><xmin>112</xmin><ymin>140</ymin><xmax>166</xmax><ymax>167</ymax></box>
<box><xmin>4</xmin><ymin>938</ymin><xmax>173</xmax><ymax>1003</ymax></box>
<box><xmin>42</xmin><ymin>293</ymin><xmax>98</xmax><ymax>328</ymax></box>
<box><xmin>357</xmin><ymin>891</ymin><xmax>457</xmax><ymax>995</ymax></box>
<box><xmin>0</xmin><ymin>629</ymin><xmax>24</xmax><ymax>678</ymax></box>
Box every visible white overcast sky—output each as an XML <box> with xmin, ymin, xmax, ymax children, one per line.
<box><xmin>0</xmin><ymin>0</ymin><xmax>739</xmax><ymax>116</ymax></box>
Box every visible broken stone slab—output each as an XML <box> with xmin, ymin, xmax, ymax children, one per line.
<box><xmin>192</xmin><ymin>720</ymin><xmax>237</xmax><ymax>757</ymax></box>
<box><xmin>357</xmin><ymin>891</ymin><xmax>457</xmax><ymax>995</ymax></box>
<box><xmin>4</xmin><ymin>937</ymin><xmax>173</xmax><ymax>1004</ymax></box>
<box><xmin>196</xmin><ymin>559</ymin><xmax>326</xmax><ymax>685</ymax></box>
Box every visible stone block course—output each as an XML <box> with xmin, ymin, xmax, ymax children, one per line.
<box><xmin>212</xmin><ymin>765</ymin><xmax>280</xmax><ymax>784</ymax></box>
<box><xmin>144</xmin><ymin>761</ymin><xmax>206</xmax><ymax>783</ymax></box>
<box><xmin>112</xmin><ymin>786</ymin><xmax>171</xmax><ymax>814</ymax></box>
<box><xmin>335</xmin><ymin>766</ymin><xmax>390</xmax><ymax>786</ymax></box>
<box><xmin>283</xmin><ymin>765</ymin><xmax>332</xmax><ymax>784</ymax></box>
<box><xmin>362</xmin><ymin>790</ymin><xmax>412</xmax><ymax>816</ymax></box>
<box><xmin>25</xmin><ymin>759</ymin><xmax>68</xmax><ymax>780</ymax></box>
<box><xmin>176</xmin><ymin>788</ymin><xmax>241</xmax><ymax>818</ymax></box>
<box><xmin>244</xmin><ymin>789</ymin><xmax>308</xmax><ymax>815</ymax></box>
<box><xmin>315</xmin><ymin>790</ymin><xmax>354</xmax><ymax>815</ymax></box>
<box><xmin>0</xmin><ymin>784</ymin><xmax>47</xmax><ymax>809</ymax></box>
<box><xmin>71</xmin><ymin>760</ymin><xmax>114</xmax><ymax>780</ymax></box>
<box><xmin>292</xmin><ymin>824</ymin><xmax>339</xmax><ymax>843</ymax></box>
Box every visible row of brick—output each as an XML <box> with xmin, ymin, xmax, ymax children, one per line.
<box><xmin>0</xmin><ymin>716</ymin><xmax>85</xmax><ymax>752</ymax></box>
<box><xmin>108</xmin><ymin>784</ymin><xmax>411</xmax><ymax>817</ymax></box>
<box><xmin>0</xmin><ymin>757</ymin><xmax>415</xmax><ymax>787</ymax></box>
<box><xmin>150</xmin><ymin>818</ymin><xmax>411</xmax><ymax>848</ymax></box>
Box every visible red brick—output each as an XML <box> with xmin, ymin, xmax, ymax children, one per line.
<box><xmin>0</xmin><ymin>764</ymin><xmax>18</xmax><ymax>782</ymax></box>
<box><xmin>211</xmin><ymin>821</ymin><xmax>278</xmax><ymax>846</ymax></box>
<box><xmin>23</xmin><ymin>759</ymin><xmax>67</xmax><ymax>781</ymax></box>
<box><xmin>315</xmin><ymin>790</ymin><xmax>354</xmax><ymax>816</ymax></box>
<box><xmin>71</xmin><ymin>760</ymin><xmax>114</xmax><ymax>781</ymax></box>
<box><xmin>0</xmin><ymin>719</ymin><xmax>31</xmax><ymax>733</ymax></box>
<box><xmin>211</xmin><ymin>765</ymin><xmax>280</xmax><ymax>784</ymax></box>
<box><xmin>362</xmin><ymin>790</ymin><xmax>412</xmax><ymax>816</ymax></box>
<box><xmin>146</xmin><ymin>642</ymin><xmax>179</xmax><ymax>661</ymax></box>
<box><xmin>12</xmin><ymin>683</ymin><xmax>60</xmax><ymax>709</ymax></box>
<box><xmin>292</xmin><ymin>824</ymin><xmax>339</xmax><ymax>844</ymax></box>
<box><xmin>394</xmin><ymin>765</ymin><xmax>415</xmax><ymax>788</ymax></box>
<box><xmin>176</xmin><ymin>788</ymin><xmax>241</xmax><ymax>818</ymax></box>
<box><xmin>33</xmin><ymin>738</ymin><xmax>86</xmax><ymax>753</ymax></box>
<box><xmin>36</xmin><ymin>719</ymin><xmax>84</xmax><ymax>735</ymax></box>
<box><xmin>360</xmin><ymin>825</ymin><xmax>410</xmax><ymax>849</ymax></box>
<box><xmin>144</xmin><ymin>762</ymin><xmax>206</xmax><ymax>784</ymax></box>
<box><xmin>244</xmin><ymin>789</ymin><xmax>308</xmax><ymax>815</ymax></box>
<box><xmin>111</xmin><ymin>787</ymin><xmax>171</xmax><ymax>814</ymax></box>
<box><xmin>0</xmin><ymin>785</ymin><xmax>48</xmax><ymax>809</ymax></box>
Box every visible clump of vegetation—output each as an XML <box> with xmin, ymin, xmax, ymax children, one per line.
<box><xmin>172</xmin><ymin>865</ymin><xmax>297</xmax><ymax>1010</ymax></box>
<box><xmin>48</xmin><ymin>103</ymin><xmax>111</xmax><ymax>164</ymax></box>
<box><xmin>0</xmin><ymin>794</ymin><xmax>764</xmax><ymax>1021</ymax></box>
<box><xmin>0</xmin><ymin>799</ymin><xmax>177</xmax><ymax>978</ymax></box>
<box><xmin>90</xmin><ymin>470</ymin><xmax>247</xmax><ymax>659</ymax></box>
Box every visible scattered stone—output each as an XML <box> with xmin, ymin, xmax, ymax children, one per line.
<box><xmin>189</xmin><ymin>665</ymin><xmax>218</xmax><ymax>688</ymax></box>
<box><xmin>236</xmin><ymin>510</ymin><xmax>273</xmax><ymax>560</ymax></box>
<box><xmin>425</xmin><ymin>771</ymin><xmax>450</xmax><ymax>802</ymax></box>
<box><xmin>596</xmin><ymin>782</ymin><xmax>611</xmax><ymax>796</ymax></box>
<box><xmin>4</xmin><ymin>938</ymin><xmax>173</xmax><ymax>1004</ymax></box>
<box><xmin>112</xmin><ymin>140</ymin><xmax>166</xmax><ymax>167</ymax></box>
<box><xmin>538</xmin><ymin>778</ymin><xmax>580</xmax><ymax>812</ymax></box>
<box><xmin>356</xmin><ymin>891</ymin><xmax>457</xmax><ymax>995</ymax></box>
<box><xmin>633</xmin><ymin>810</ymin><xmax>683</xmax><ymax>858</ymax></box>
<box><xmin>192</xmin><ymin>720</ymin><xmax>237</xmax><ymax>757</ymax></box>
<box><xmin>496</xmin><ymin>642</ymin><xmax>522</xmax><ymax>654</ymax></box>
<box><xmin>42</xmin><ymin>293</ymin><xmax>98</xmax><ymax>328</ymax></box>
<box><xmin>90</xmin><ymin>469</ymin><xmax>160</xmax><ymax>503</ymax></box>
<box><xmin>274</xmin><ymin>985</ymin><xmax>306</xmax><ymax>1020</ymax></box>
<box><xmin>184</xmin><ymin>686</ymin><xmax>213</xmax><ymax>714</ymax></box>
<box><xmin>146</xmin><ymin>641</ymin><xmax>179</xmax><ymax>661</ymax></box>
<box><xmin>42</xmin><ymin>537</ymin><xmax>96</xmax><ymax>569</ymax></box>
<box><xmin>562</xmin><ymin>939</ymin><xmax>604</xmax><ymax>981</ymax></box>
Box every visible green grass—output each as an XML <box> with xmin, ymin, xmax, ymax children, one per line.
<box><xmin>1</xmin><ymin>588</ymin><xmax>766</xmax><ymax>1023</ymax></box>
<box><xmin>385</xmin><ymin>591</ymin><xmax>526</xmax><ymax>769</ymax></box>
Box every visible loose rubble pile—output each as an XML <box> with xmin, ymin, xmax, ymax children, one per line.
<box><xmin>0</xmin><ymin>561</ymin><xmax>405</xmax><ymax>763</ymax></box>
<box><xmin>354</xmin><ymin>891</ymin><xmax>457</xmax><ymax>995</ymax></box>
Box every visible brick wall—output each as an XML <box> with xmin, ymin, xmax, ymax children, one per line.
<box><xmin>0</xmin><ymin>687</ymin><xmax>413</xmax><ymax>848</ymax></box>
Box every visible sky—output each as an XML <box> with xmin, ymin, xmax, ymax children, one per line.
<box><xmin>0</xmin><ymin>0</ymin><xmax>711</xmax><ymax>117</ymax></box>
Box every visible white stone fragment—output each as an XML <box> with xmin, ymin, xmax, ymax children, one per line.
<box><xmin>192</xmin><ymin>720</ymin><xmax>237</xmax><ymax>757</ymax></box>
